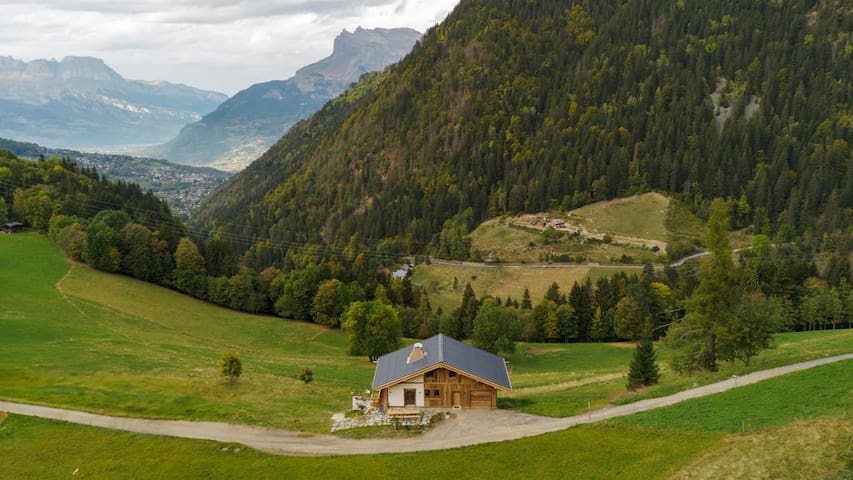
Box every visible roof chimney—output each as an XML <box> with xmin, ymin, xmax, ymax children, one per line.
<box><xmin>407</xmin><ymin>342</ymin><xmax>425</xmax><ymax>364</ymax></box>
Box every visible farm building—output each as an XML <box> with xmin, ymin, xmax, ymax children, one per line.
<box><xmin>371</xmin><ymin>334</ymin><xmax>511</xmax><ymax>410</ymax></box>
<box><xmin>1</xmin><ymin>222</ymin><xmax>24</xmax><ymax>234</ymax></box>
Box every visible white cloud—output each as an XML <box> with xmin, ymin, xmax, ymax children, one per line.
<box><xmin>0</xmin><ymin>0</ymin><xmax>459</xmax><ymax>95</ymax></box>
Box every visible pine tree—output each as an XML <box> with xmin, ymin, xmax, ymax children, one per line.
<box><xmin>627</xmin><ymin>336</ymin><xmax>660</xmax><ymax>391</ymax></box>
<box><xmin>672</xmin><ymin>199</ymin><xmax>738</xmax><ymax>372</ymax></box>
<box><xmin>521</xmin><ymin>288</ymin><xmax>532</xmax><ymax>309</ymax></box>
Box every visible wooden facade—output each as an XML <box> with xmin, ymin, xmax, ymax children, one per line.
<box><xmin>377</xmin><ymin>366</ymin><xmax>499</xmax><ymax>410</ymax></box>
<box><xmin>422</xmin><ymin>367</ymin><xmax>496</xmax><ymax>409</ymax></box>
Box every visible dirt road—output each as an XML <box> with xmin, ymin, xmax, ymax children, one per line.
<box><xmin>2</xmin><ymin>354</ymin><xmax>851</xmax><ymax>455</ymax></box>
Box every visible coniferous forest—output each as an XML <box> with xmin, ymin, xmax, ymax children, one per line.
<box><xmin>195</xmin><ymin>0</ymin><xmax>851</xmax><ymax>263</ymax></box>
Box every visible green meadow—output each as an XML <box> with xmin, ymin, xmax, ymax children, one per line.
<box><xmin>3</xmin><ymin>232</ymin><xmax>853</xmax><ymax>432</ymax></box>
<box><xmin>2</xmin><ymin>359</ymin><xmax>851</xmax><ymax>479</ymax></box>
<box><xmin>0</xmin><ymin>233</ymin><xmax>372</xmax><ymax>432</ymax></box>
<box><xmin>0</xmin><ymin>413</ymin><xmax>721</xmax><ymax>479</ymax></box>
<box><xmin>2</xmin><ymin>232</ymin><xmax>853</xmax><ymax>478</ymax></box>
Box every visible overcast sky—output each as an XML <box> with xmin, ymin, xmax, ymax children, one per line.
<box><xmin>1</xmin><ymin>0</ymin><xmax>460</xmax><ymax>95</ymax></box>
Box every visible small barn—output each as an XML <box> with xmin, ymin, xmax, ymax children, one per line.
<box><xmin>371</xmin><ymin>334</ymin><xmax>511</xmax><ymax>410</ymax></box>
<box><xmin>1</xmin><ymin>222</ymin><xmax>24</xmax><ymax>234</ymax></box>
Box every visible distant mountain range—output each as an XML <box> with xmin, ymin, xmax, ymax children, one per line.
<box><xmin>0</xmin><ymin>137</ymin><xmax>229</xmax><ymax>219</ymax></box>
<box><xmin>0</xmin><ymin>56</ymin><xmax>226</xmax><ymax>149</ymax></box>
<box><xmin>142</xmin><ymin>27</ymin><xmax>422</xmax><ymax>171</ymax></box>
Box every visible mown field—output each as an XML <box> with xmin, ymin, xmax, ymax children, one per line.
<box><xmin>411</xmin><ymin>262</ymin><xmax>638</xmax><ymax>313</ymax></box>
<box><xmin>568</xmin><ymin>192</ymin><xmax>672</xmax><ymax>241</ymax></box>
<box><xmin>2</xmin><ymin>359</ymin><xmax>850</xmax><ymax>479</ymax></box>
<box><xmin>3</xmin><ymin>233</ymin><xmax>852</xmax><ymax>433</ymax></box>
<box><xmin>0</xmin><ymin>233</ymin><xmax>373</xmax><ymax>432</ymax></box>
<box><xmin>468</xmin><ymin>192</ymin><xmax>703</xmax><ymax>266</ymax></box>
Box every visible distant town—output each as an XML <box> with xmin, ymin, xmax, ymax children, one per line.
<box><xmin>0</xmin><ymin>138</ymin><xmax>230</xmax><ymax>219</ymax></box>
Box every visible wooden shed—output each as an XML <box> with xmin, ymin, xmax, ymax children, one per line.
<box><xmin>371</xmin><ymin>334</ymin><xmax>511</xmax><ymax>410</ymax></box>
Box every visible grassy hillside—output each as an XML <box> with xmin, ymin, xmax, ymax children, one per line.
<box><xmin>0</xmin><ymin>233</ymin><xmax>373</xmax><ymax>432</ymax></box>
<box><xmin>568</xmin><ymin>192</ymin><xmax>671</xmax><ymax>242</ymax></box>
<box><xmin>412</xmin><ymin>263</ymin><xmax>635</xmax><ymax>313</ymax></box>
<box><xmin>468</xmin><ymin>192</ymin><xmax>703</xmax><ymax>265</ymax></box>
<box><xmin>504</xmin><ymin>330</ymin><xmax>853</xmax><ymax>418</ymax></box>
<box><xmin>416</xmin><ymin>193</ymin><xmax>708</xmax><ymax>312</ymax></box>
<box><xmin>2</xmin><ymin>360</ymin><xmax>851</xmax><ymax>478</ymax></box>
<box><xmin>4</xmin><ymin>233</ymin><xmax>852</xmax><ymax>432</ymax></box>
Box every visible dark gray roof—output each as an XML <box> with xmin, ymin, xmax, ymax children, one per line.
<box><xmin>371</xmin><ymin>334</ymin><xmax>511</xmax><ymax>390</ymax></box>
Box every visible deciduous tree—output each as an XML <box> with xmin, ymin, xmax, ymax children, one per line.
<box><xmin>717</xmin><ymin>294</ymin><xmax>783</xmax><ymax>366</ymax></box>
<box><xmin>173</xmin><ymin>237</ymin><xmax>207</xmax><ymax>297</ymax></box>
<box><xmin>341</xmin><ymin>300</ymin><xmax>401</xmax><ymax>361</ymax></box>
<box><xmin>472</xmin><ymin>303</ymin><xmax>521</xmax><ymax>355</ymax></box>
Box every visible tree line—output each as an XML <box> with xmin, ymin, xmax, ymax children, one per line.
<box><xmin>2</xmin><ymin>150</ymin><xmax>850</xmax><ymax>371</ymax></box>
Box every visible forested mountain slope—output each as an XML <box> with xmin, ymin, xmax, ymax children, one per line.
<box><xmin>194</xmin><ymin>0</ymin><xmax>852</xmax><ymax>263</ymax></box>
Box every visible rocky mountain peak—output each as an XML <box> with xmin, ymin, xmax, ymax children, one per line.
<box><xmin>57</xmin><ymin>56</ymin><xmax>122</xmax><ymax>81</ymax></box>
<box><xmin>294</xmin><ymin>27</ymin><xmax>421</xmax><ymax>94</ymax></box>
<box><xmin>0</xmin><ymin>56</ymin><xmax>121</xmax><ymax>84</ymax></box>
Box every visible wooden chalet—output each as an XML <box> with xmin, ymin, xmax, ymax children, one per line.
<box><xmin>371</xmin><ymin>334</ymin><xmax>511</xmax><ymax>410</ymax></box>
<box><xmin>1</xmin><ymin>222</ymin><xmax>24</xmax><ymax>234</ymax></box>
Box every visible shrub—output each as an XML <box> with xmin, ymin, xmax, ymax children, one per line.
<box><xmin>218</xmin><ymin>352</ymin><xmax>242</xmax><ymax>383</ymax></box>
<box><xmin>298</xmin><ymin>366</ymin><xmax>313</xmax><ymax>384</ymax></box>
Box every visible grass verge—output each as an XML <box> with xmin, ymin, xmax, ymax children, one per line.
<box><xmin>0</xmin><ymin>414</ymin><xmax>718</xmax><ymax>479</ymax></box>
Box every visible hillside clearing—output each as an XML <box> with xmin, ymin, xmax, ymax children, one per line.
<box><xmin>568</xmin><ymin>192</ymin><xmax>671</xmax><ymax>242</ymax></box>
<box><xmin>469</xmin><ymin>193</ymin><xmax>694</xmax><ymax>266</ymax></box>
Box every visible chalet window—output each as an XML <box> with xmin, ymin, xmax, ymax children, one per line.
<box><xmin>433</xmin><ymin>389</ymin><xmax>440</xmax><ymax>398</ymax></box>
<box><xmin>425</xmin><ymin>389</ymin><xmax>431</xmax><ymax>398</ymax></box>
<box><xmin>424</xmin><ymin>371</ymin><xmax>435</xmax><ymax>382</ymax></box>
<box><xmin>449</xmin><ymin>371</ymin><xmax>457</xmax><ymax>381</ymax></box>
<box><xmin>404</xmin><ymin>389</ymin><xmax>416</xmax><ymax>406</ymax></box>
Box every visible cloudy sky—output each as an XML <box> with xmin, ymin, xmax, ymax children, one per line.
<box><xmin>1</xmin><ymin>0</ymin><xmax>460</xmax><ymax>95</ymax></box>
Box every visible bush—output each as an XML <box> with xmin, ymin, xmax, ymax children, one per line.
<box><xmin>218</xmin><ymin>352</ymin><xmax>242</xmax><ymax>383</ymax></box>
<box><xmin>298</xmin><ymin>366</ymin><xmax>313</xmax><ymax>384</ymax></box>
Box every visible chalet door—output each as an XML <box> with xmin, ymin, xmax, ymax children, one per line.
<box><xmin>451</xmin><ymin>391</ymin><xmax>462</xmax><ymax>407</ymax></box>
<box><xmin>470</xmin><ymin>391</ymin><xmax>493</xmax><ymax>409</ymax></box>
<box><xmin>404</xmin><ymin>389</ymin><xmax>416</xmax><ymax>406</ymax></box>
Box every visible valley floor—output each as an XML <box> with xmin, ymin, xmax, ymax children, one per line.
<box><xmin>3</xmin><ymin>353</ymin><xmax>850</xmax><ymax>456</ymax></box>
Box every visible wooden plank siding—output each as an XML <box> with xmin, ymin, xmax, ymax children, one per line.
<box><xmin>389</xmin><ymin>367</ymin><xmax>497</xmax><ymax>409</ymax></box>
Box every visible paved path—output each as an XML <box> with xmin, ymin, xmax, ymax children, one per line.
<box><xmin>2</xmin><ymin>354</ymin><xmax>851</xmax><ymax>456</ymax></box>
